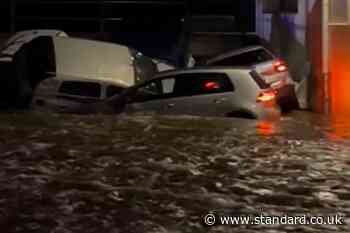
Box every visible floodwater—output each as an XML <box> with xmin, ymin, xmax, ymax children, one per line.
<box><xmin>0</xmin><ymin>111</ymin><xmax>350</xmax><ymax>233</ymax></box>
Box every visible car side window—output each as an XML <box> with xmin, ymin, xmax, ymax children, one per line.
<box><xmin>106</xmin><ymin>85</ymin><xmax>125</xmax><ymax>98</ymax></box>
<box><xmin>211</xmin><ymin>49</ymin><xmax>273</xmax><ymax>66</ymax></box>
<box><xmin>58</xmin><ymin>81</ymin><xmax>101</xmax><ymax>98</ymax></box>
<box><xmin>172</xmin><ymin>73</ymin><xmax>234</xmax><ymax>97</ymax></box>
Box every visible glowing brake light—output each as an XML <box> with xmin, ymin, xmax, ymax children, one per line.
<box><xmin>257</xmin><ymin>90</ymin><xmax>276</xmax><ymax>103</ymax></box>
<box><xmin>204</xmin><ymin>81</ymin><xmax>220</xmax><ymax>90</ymax></box>
<box><xmin>273</xmin><ymin>60</ymin><xmax>288</xmax><ymax>72</ymax></box>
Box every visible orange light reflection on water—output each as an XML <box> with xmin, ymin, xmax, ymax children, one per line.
<box><xmin>329</xmin><ymin>27</ymin><xmax>350</xmax><ymax>124</ymax></box>
<box><xmin>256</xmin><ymin>120</ymin><xmax>276</xmax><ymax>136</ymax></box>
<box><xmin>326</xmin><ymin>114</ymin><xmax>350</xmax><ymax>141</ymax></box>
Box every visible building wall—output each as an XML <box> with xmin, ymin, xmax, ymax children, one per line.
<box><xmin>329</xmin><ymin>26</ymin><xmax>350</xmax><ymax>116</ymax></box>
<box><xmin>306</xmin><ymin>0</ymin><xmax>324</xmax><ymax>113</ymax></box>
<box><xmin>325</xmin><ymin>0</ymin><xmax>350</xmax><ymax>116</ymax></box>
<box><xmin>255</xmin><ymin>0</ymin><xmax>324</xmax><ymax>112</ymax></box>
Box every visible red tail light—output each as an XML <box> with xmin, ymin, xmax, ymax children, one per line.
<box><xmin>273</xmin><ymin>60</ymin><xmax>288</xmax><ymax>72</ymax></box>
<box><xmin>260</xmin><ymin>60</ymin><xmax>288</xmax><ymax>76</ymax></box>
<box><xmin>204</xmin><ymin>81</ymin><xmax>220</xmax><ymax>90</ymax></box>
<box><xmin>257</xmin><ymin>90</ymin><xmax>276</xmax><ymax>103</ymax></box>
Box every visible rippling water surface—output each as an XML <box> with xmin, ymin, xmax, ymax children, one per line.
<box><xmin>0</xmin><ymin>111</ymin><xmax>350</xmax><ymax>233</ymax></box>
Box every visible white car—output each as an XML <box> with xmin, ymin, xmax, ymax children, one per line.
<box><xmin>0</xmin><ymin>30</ymin><xmax>68</xmax><ymax>59</ymax></box>
<box><xmin>206</xmin><ymin>46</ymin><xmax>299</xmax><ymax>111</ymax></box>
<box><xmin>31</xmin><ymin>76</ymin><xmax>128</xmax><ymax>112</ymax></box>
<box><xmin>0</xmin><ymin>33</ymin><xmax>158</xmax><ymax>109</ymax></box>
<box><xmin>104</xmin><ymin>67</ymin><xmax>281</xmax><ymax>119</ymax></box>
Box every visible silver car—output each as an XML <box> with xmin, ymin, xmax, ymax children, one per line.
<box><xmin>31</xmin><ymin>76</ymin><xmax>127</xmax><ymax>112</ymax></box>
<box><xmin>206</xmin><ymin>46</ymin><xmax>299</xmax><ymax>110</ymax></box>
<box><xmin>107</xmin><ymin>67</ymin><xmax>281</xmax><ymax>119</ymax></box>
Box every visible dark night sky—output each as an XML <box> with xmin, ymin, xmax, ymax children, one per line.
<box><xmin>0</xmin><ymin>1</ymin><xmax>10</xmax><ymax>32</ymax></box>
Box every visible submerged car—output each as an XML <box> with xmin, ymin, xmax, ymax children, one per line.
<box><xmin>103</xmin><ymin>67</ymin><xmax>281</xmax><ymax>119</ymax></box>
<box><xmin>0</xmin><ymin>32</ymin><xmax>160</xmax><ymax>109</ymax></box>
<box><xmin>0</xmin><ymin>30</ymin><xmax>69</xmax><ymax>108</ymax></box>
<box><xmin>205</xmin><ymin>46</ymin><xmax>299</xmax><ymax>111</ymax></box>
<box><xmin>31</xmin><ymin>76</ymin><xmax>128</xmax><ymax>112</ymax></box>
<box><xmin>0</xmin><ymin>29</ymin><xmax>68</xmax><ymax>59</ymax></box>
<box><xmin>29</xmin><ymin>36</ymin><xmax>160</xmax><ymax>111</ymax></box>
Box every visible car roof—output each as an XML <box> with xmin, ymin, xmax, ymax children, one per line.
<box><xmin>125</xmin><ymin>66</ymin><xmax>255</xmax><ymax>92</ymax></box>
<box><xmin>1</xmin><ymin>30</ymin><xmax>68</xmax><ymax>57</ymax></box>
<box><xmin>150</xmin><ymin>66</ymin><xmax>252</xmax><ymax>80</ymax></box>
<box><xmin>50</xmin><ymin>74</ymin><xmax>130</xmax><ymax>88</ymax></box>
<box><xmin>53</xmin><ymin>37</ymin><xmax>137</xmax><ymax>86</ymax></box>
<box><xmin>142</xmin><ymin>66</ymin><xmax>253</xmax><ymax>86</ymax></box>
<box><xmin>206</xmin><ymin>46</ymin><xmax>273</xmax><ymax>64</ymax></box>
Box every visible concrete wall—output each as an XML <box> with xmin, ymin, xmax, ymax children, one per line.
<box><xmin>255</xmin><ymin>0</ymin><xmax>324</xmax><ymax>112</ymax></box>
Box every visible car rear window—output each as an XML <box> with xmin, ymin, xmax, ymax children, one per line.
<box><xmin>250</xmin><ymin>71</ymin><xmax>270</xmax><ymax>89</ymax></box>
<box><xmin>173</xmin><ymin>73</ymin><xmax>234</xmax><ymax>97</ymax></box>
<box><xmin>210</xmin><ymin>48</ymin><xmax>274</xmax><ymax>67</ymax></box>
<box><xmin>59</xmin><ymin>81</ymin><xmax>101</xmax><ymax>98</ymax></box>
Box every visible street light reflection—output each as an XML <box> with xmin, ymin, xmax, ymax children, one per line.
<box><xmin>326</xmin><ymin>114</ymin><xmax>350</xmax><ymax>141</ymax></box>
<box><xmin>256</xmin><ymin>120</ymin><xmax>276</xmax><ymax>136</ymax></box>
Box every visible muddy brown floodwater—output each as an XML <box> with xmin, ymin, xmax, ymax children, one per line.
<box><xmin>0</xmin><ymin>110</ymin><xmax>350</xmax><ymax>233</ymax></box>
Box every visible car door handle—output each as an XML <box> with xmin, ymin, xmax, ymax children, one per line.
<box><xmin>214</xmin><ymin>98</ymin><xmax>226</xmax><ymax>104</ymax></box>
<box><xmin>167</xmin><ymin>103</ymin><xmax>175</xmax><ymax>108</ymax></box>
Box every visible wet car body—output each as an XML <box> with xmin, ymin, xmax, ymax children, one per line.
<box><xmin>52</xmin><ymin>37</ymin><xmax>158</xmax><ymax>87</ymax></box>
<box><xmin>0</xmin><ymin>31</ymin><xmax>162</xmax><ymax>110</ymax></box>
<box><xmin>0</xmin><ymin>30</ymin><xmax>69</xmax><ymax>59</ymax></box>
<box><xmin>31</xmin><ymin>76</ymin><xmax>128</xmax><ymax>112</ymax></box>
<box><xmin>205</xmin><ymin>46</ymin><xmax>299</xmax><ymax>111</ymax></box>
<box><xmin>106</xmin><ymin>67</ymin><xmax>281</xmax><ymax>119</ymax></box>
<box><xmin>0</xmin><ymin>30</ymin><xmax>68</xmax><ymax>108</ymax></box>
